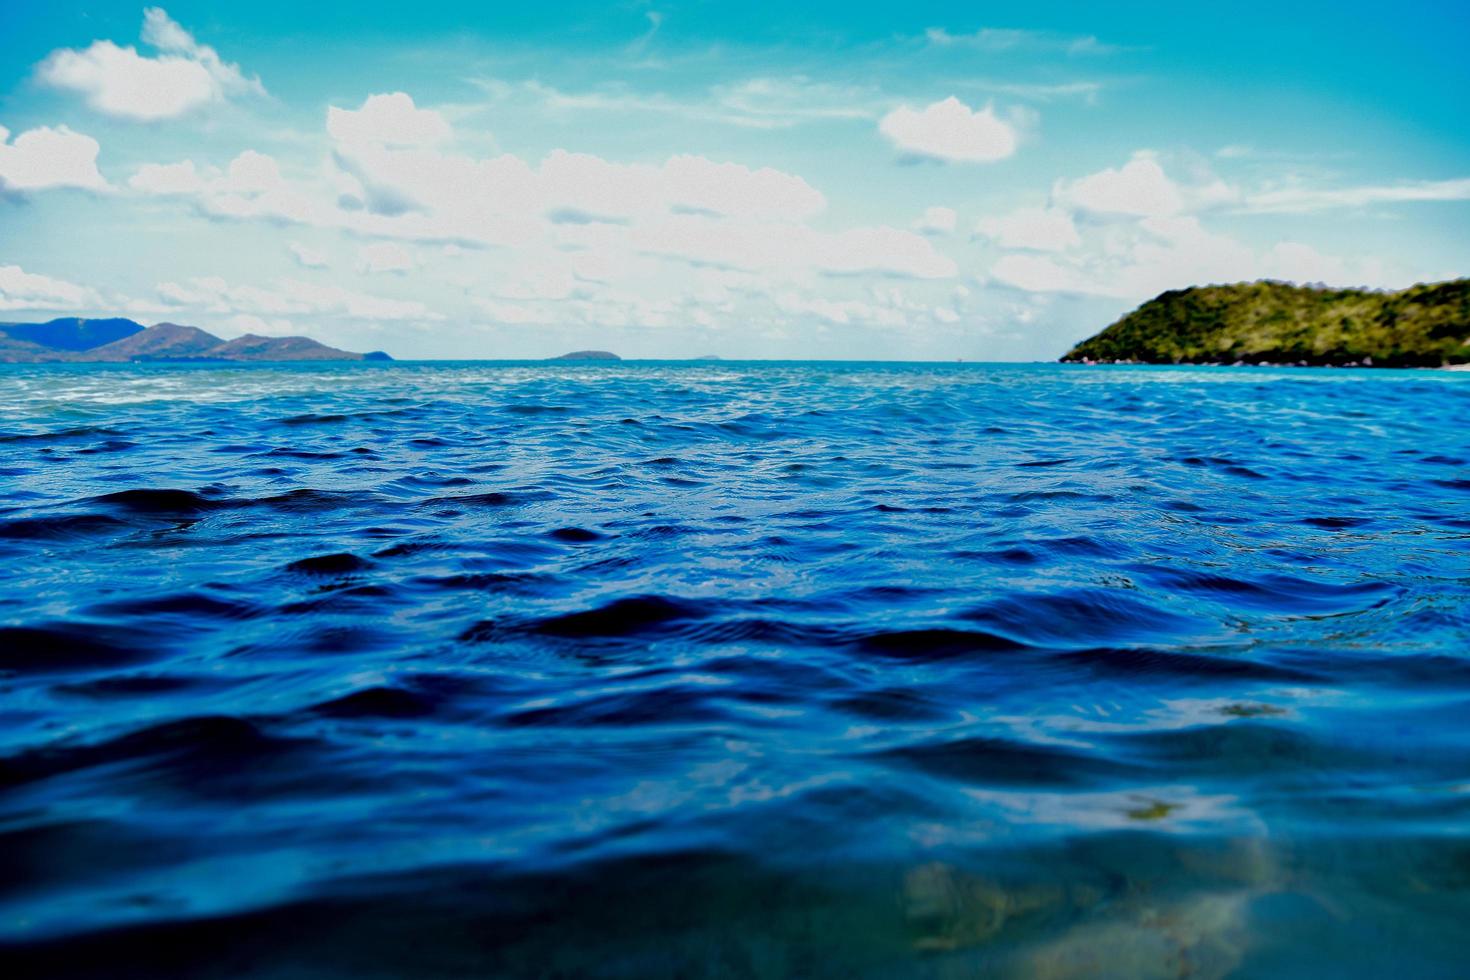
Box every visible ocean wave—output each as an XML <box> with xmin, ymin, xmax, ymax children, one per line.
<box><xmin>1</xmin><ymin>361</ymin><xmax>1468</xmax><ymax>974</ymax></box>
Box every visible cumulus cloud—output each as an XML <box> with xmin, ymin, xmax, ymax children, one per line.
<box><xmin>976</xmin><ymin>207</ymin><xmax>1079</xmax><ymax>251</ymax></box>
<box><xmin>913</xmin><ymin>206</ymin><xmax>958</xmax><ymax>235</ymax></box>
<box><xmin>357</xmin><ymin>241</ymin><xmax>415</xmax><ymax>274</ymax></box>
<box><xmin>1053</xmin><ymin>152</ymin><xmax>1184</xmax><ymax>217</ymax></box>
<box><xmin>1049</xmin><ymin>151</ymin><xmax>1237</xmax><ymax>219</ymax></box>
<box><xmin>0</xmin><ymin>124</ymin><xmax>108</xmax><ymax>192</ymax></box>
<box><xmin>327</xmin><ymin>92</ymin><xmax>453</xmax><ymax>147</ymax></box>
<box><xmin>878</xmin><ymin>97</ymin><xmax>1019</xmax><ymax>163</ymax></box>
<box><xmin>37</xmin><ymin>8</ymin><xmax>264</xmax><ymax>121</ymax></box>
<box><xmin>0</xmin><ymin>264</ymin><xmax>104</xmax><ymax>311</ymax></box>
<box><xmin>130</xmin><ymin>150</ymin><xmax>323</xmax><ymax>226</ymax></box>
<box><xmin>119</xmin><ymin>89</ymin><xmax>973</xmax><ymax>339</ymax></box>
<box><xmin>130</xmin><ymin>93</ymin><xmax>953</xmax><ymax>284</ymax></box>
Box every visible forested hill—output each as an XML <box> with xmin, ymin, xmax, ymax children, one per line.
<box><xmin>1062</xmin><ymin>279</ymin><xmax>1470</xmax><ymax>367</ymax></box>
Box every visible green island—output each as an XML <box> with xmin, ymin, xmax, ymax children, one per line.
<box><xmin>1061</xmin><ymin>278</ymin><xmax>1470</xmax><ymax>367</ymax></box>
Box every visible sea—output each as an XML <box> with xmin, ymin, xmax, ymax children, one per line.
<box><xmin>1</xmin><ymin>360</ymin><xmax>1467</xmax><ymax>978</ymax></box>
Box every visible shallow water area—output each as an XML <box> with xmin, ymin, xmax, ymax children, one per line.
<box><xmin>1</xmin><ymin>360</ymin><xmax>1468</xmax><ymax>978</ymax></box>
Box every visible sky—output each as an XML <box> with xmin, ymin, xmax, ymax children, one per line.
<box><xmin>1</xmin><ymin>2</ymin><xmax>1467</xmax><ymax>360</ymax></box>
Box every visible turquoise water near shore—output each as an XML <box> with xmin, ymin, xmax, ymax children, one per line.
<box><xmin>1</xmin><ymin>361</ymin><xmax>1468</xmax><ymax>977</ymax></box>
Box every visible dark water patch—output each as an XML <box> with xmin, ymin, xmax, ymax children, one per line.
<box><xmin>0</xmin><ymin>715</ymin><xmax>305</xmax><ymax>791</ymax></box>
<box><xmin>420</xmin><ymin>489</ymin><xmax>549</xmax><ymax>508</ymax></box>
<box><xmin>831</xmin><ymin>687</ymin><xmax>951</xmax><ymax>722</ymax></box>
<box><xmin>963</xmin><ymin>588</ymin><xmax>1210</xmax><ymax>648</ymax></box>
<box><xmin>85</xmin><ymin>592</ymin><xmax>258</xmax><ymax>620</ymax></box>
<box><xmin>1056</xmin><ymin>646</ymin><xmax>1322</xmax><ymax>682</ymax></box>
<box><xmin>630</xmin><ymin>523</ymin><xmax>697</xmax><ymax>539</ymax></box>
<box><xmin>0</xmin><ymin>513</ymin><xmax>127</xmax><ymax>540</ymax></box>
<box><xmin>676</xmin><ymin>617</ymin><xmax>847</xmax><ymax>648</ymax></box>
<box><xmin>263</xmin><ymin>447</ymin><xmax>350</xmax><ymax>460</ymax></box>
<box><xmin>548</xmin><ymin>526</ymin><xmax>602</xmax><ymax>542</ymax></box>
<box><xmin>75</xmin><ymin>439</ymin><xmax>138</xmax><ymax>455</ymax></box>
<box><xmin>1301</xmin><ymin>516</ymin><xmax>1372</xmax><ymax>529</ymax></box>
<box><xmin>373</xmin><ymin>540</ymin><xmax>454</xmax><ymax>558</ymax></box>
<box><xmin>277</xmin><ymin>413</ymin><xmax>348</xmax><ymax>426</ymax></box>
<box><xmin>854</xmin><ymin>627</ymin><xmax>1030</xmax><ymax>661</ymax></box>
<box><xmin>505</xmin><ymin>685</ymin><xmax>729</xmax><ymax>728</ymax></box>
<box><xmin>310</xmin><ymin>685</ymin><xmax>437</xmax><ymax>719</ymax></box>
<box><xmin>1107</xmin><ymin>722</ymin><xmax>1369</xmax><ymax>777</ymax></box>
<box><xmin>1135</xmin><ymin>566</ymin><xmax>1397</xmax><ymax>616</ymax></box>
<box><xmin>0</xmin><ymin>622</ymin><xmax>151</xmax><ymax>674</ymax></box>
<box><xmin>284</xmin><ymin>552</ymin><xmax>374</xmax><ymax>575</ymax></box>
<box><xmin>528</xmin><ymin>595</ymin><xmax>704</xmax><ymax>638</ymax></box>
<box><xmin>502</xmin><ymin>403</ymin><xmax>571</xmax><ymax>416</ymax></box>
<box><xmin>0</xmin><ymin>850</ymin><xmax>909</xmax><ymax>979</ymax></box>
<box><xmin>876</xmin><ymin>735</ymin><xmax>1133</xmax><ymax>787</ymax></box>
<box><xmin>0</xmin><ymin>425</ymin><xmax>124</xmax><ymax>444</ymax></box>
<box><xmin>415</xmin><ymin>571</ymin><xmax>548</xmax><ymax>595</ymax></box>
<box><xmin>56</xmin><ymin>674</ymin><xmax>212</xmax><ymax>698</ymax></box>
<box><xmin>253</xmin><ymin>488</ymin><xmax>369</xmax><ymax>512</ymax></box>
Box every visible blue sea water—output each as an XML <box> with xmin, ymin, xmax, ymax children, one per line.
<box><xmin>1</xmin><ymin>360</ymin><xmax>1468</xmax><ymax>978</ymax></box>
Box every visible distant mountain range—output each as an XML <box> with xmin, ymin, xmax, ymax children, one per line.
<box><xmin>0</xmin><ymin>318</ymin><xmax>392</xmax><ymax>363</ymax></box>
<box><xmin>1062</xmin><ymin>279</ymin><xmax>1470</xmax><ymax>367</ymax></box>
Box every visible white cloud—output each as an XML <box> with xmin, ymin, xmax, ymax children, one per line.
<box><xmin>661</xmin><ymin>154</ymin><xmax>825</xmax><ymax>220</ymax></box>
<box><xmin>1053</xmin><ymin>152</ymin><xmax>1184</xmax><ymax>217</ymax></box>
<box><xmin>878</xmin><ymin>97</ymin><xmax>1019</xmax><ymax>163</ymax></box>
<box><xmin>1244</xmin><ymin>177</ymin><xmax>1470</xmax><ymax>214</ymax></box>
<box><xmin>0</xmin><ymin>264</ymin><xmax>103</xmax><ymax>311</ymax></box>
<box><xmin>128</xmin><ymin>158</ymin><xmax>203</xmax><ymax>195</ymax></box>
<box><xmin>990</xmin><ymin>254</ymin><xmax>1099</xmax><ymax>296</ymax></box>
<box><xmin>914</xmin><ymin>206</ymin><xmax>958</xmax><ymax>235</ymax></box>
<box><xmin>130</xmin><ymin>150</ymin><xmax>323</xmax><ymax>227</ymax></box>
<box><xmin>156</xmin><ymin>275</ymin><xmax>441</xmax><ymax>321</ymax></box>
<box><xmin>131</xmin><ymin>97</ymin><xmax>949</xmax><ymax>285</ymax></box>
<box><xmin>990</xmin><ymin>213</ymin><xmax>1399</xmax><ymax>300</ymax></box>
<box><xmin>1050</xmin><ymin>151</ymin><xmax>1237</xmax><ymax>219</ymax></box>
<box><xmin>357</xmin><ymin>241</ymin><xmax>415</xmax><ymax>274</ymax></box>
<box><xmin>776</xmin><ymin>292</ymin><xmax>903</xmax><ymax>327</ymax></box>
<box><xmin>327</xmin><ymin>92</ymin><xmax>453</xmax><ymax>147</ymax></box>
<box><xmin>0</xmin><ymin>124</ymin><xmax>108</xmax><ymax>192</ymax></box>
<box><xmin>976</xmin><ymin>206</ymin><xmax>1079</xmax><ymax>251</ymax></box>
<box><xmin>37</xmin><ymin>7</ymin><xmax>263</xmax><ymax>121</ymax></box>
<box><xmin>288</xmin><ymin>242</ymin><xmax>328</xmax><ymax>268</ymax></box>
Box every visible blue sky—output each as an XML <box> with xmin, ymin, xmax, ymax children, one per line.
<box><xmin>1</xmin><ymin>2</ymin><xmax>1467</xmax><ymax>359</ymax></box>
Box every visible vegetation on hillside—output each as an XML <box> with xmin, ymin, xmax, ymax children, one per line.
<box><xmin>1062</xmin><ymin>279</ymin><xmax>1470</xmax><ymax>367</ymax></box>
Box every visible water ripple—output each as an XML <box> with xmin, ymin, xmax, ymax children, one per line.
<box><xmin>1</xmin><ymin>360</ymin><xmax>1468</xmax><ymax>976</ymax></box>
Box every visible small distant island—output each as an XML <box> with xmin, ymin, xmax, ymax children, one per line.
<box><xmin>1062</xmin><ymin>279</ymin><xmax>1470</xmax><ymax>368</ymax></box>
<box><xmin>552</xmin><ymin>350</ymin><xmax>621</xmax><ymax>361</ymax></box>
<box><xmin>0</xmin><ymin>317</ymin><xmax>391</xmax><ymax>363</ymax></box>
